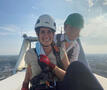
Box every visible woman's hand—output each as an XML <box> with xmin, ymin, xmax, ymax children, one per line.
<box><xmin>39</xmin><ymin>54</ymin><xmax>56</xmax><ymax>70</ymax></box>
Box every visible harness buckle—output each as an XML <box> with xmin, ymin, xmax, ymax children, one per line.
<box><xmin>45</xmin><ymin>80</ymin><xmax>56</xmax><ymax>88</ymax></box>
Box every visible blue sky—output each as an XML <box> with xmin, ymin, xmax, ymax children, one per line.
<box><xmin>0</xmin><ymin>0</ymin><xmax>107</xmax><ymax>55</ymax></box>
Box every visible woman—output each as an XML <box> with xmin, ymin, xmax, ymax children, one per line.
<box><xmin>21</xmin><ymin>14</ymin><xmax>69</xmax><ymax>90</ymax></box>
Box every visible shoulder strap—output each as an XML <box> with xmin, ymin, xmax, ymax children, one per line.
<box><xmin>33</xmin><ymin>48</ymin><xmax>48</xmax><ymax>71</ymax></box>
<box><xmin>51</xmin><ymin>42</ymin><xmax>64</xmax><ymax>70</ymax></box>
<box><xmin>67</xmin><ymin>47</ymin><xmax>74</xmax><ymax>61</ymax></box>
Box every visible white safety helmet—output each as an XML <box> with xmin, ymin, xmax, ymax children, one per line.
<box><xmin>35</xmin><ymin>14</ymin><xmax>56</xmax><ymax>33</ymax></box>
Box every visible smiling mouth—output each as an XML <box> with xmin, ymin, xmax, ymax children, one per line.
<box><xmin>43</xmin><ymin>38</ymin><xmax>51</xmax><ymax>42</ymax></box>
<box><xmin>45</xmin><ymin>39</ymin><xmax>50</xmax><ymax>42</ymax></box>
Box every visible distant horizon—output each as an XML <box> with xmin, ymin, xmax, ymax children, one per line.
<box><xmin>0</xmin><ymin>53</ymin><xmax>107</xmax><ymax>56</ymax></box>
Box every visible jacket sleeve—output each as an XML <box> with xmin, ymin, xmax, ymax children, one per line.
<box><xmin>70</xmin><ymin>41</ymin><xmax>80</xmax><ymax>62</ymax></box>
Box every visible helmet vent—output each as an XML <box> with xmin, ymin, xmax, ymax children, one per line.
<box><xmin>36</xmin><ymin>19</ymin><xmax>40</xmax><ymax>24</ymax></box>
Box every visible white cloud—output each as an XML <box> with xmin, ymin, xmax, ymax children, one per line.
<box><xmin>0</xmin><ymin>25</ymin><xmax>21</xmax><ymax>36</ymax></box>
<box><xmin>81</xmin><ymin>14</ymin><xmax>107</xmax><ymax>38</ymax></box>
<box><xmin>0</xmin><ymin>25</ymin><xmax>20</xmax><ymax>32</ymax></box>
<box><xmin>80</xmin><ymin>14</ymin><xmax>107</xmax><ymax>54</ymax></box>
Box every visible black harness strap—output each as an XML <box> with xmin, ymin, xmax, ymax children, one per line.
<box><xmin>51</xmin><ymin>42</ymin><xmax>64</xmax><ymax>70</ymax></box>
<box><xmin>67</xmin><ymin>47</ymin><xmax>74</xmax><ymax>61</ymax></box>
<box><xmin>56</xmin><ymin>33</ymin><xmax>74</xmax><ymax>61</ymax></box>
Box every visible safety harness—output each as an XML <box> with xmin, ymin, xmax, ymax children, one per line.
<box><xmin>56</xmin><ymin>34</ymin><xmax>74</xmax><ymax>60</ymax></box>
<box><xmin>30</xmin><ymin>42</ymin><xmax>63</xmax><ymax>90</ymax></box>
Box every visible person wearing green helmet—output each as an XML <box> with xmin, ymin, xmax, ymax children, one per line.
<box><xmin>58</xmin><ymin>13</ymin><xmax>84</xmax><ymax>64</ymax></box>
<box><xmin>55</xmin><ymin>13</ymin><xmax>90</xmax><ymax>68</ymax></box>
<box><xmin>59</xmin><ymin>13</ymin><xmax>103</xmax><ymax>90</ymax></box>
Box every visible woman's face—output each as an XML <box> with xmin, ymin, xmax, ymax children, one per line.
<box><xmin>38</xmin><ymin>27</ymin><xmax>54</xmax><ymax>47</ymax></box>
<box><xmin>64</xmin><ymin>24</ymin><xmax>80</xmax><ymax>41</ymax></box>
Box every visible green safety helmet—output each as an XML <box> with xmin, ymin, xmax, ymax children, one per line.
<box><xmin>64</xmin><ymin>13</ymin><xmax>84</xmax><ymax>29</ymax></box>
<box><xmin>35</xmin><ymin>14</ymin><xmax>56</xmax><ymax>34</ymax></box>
